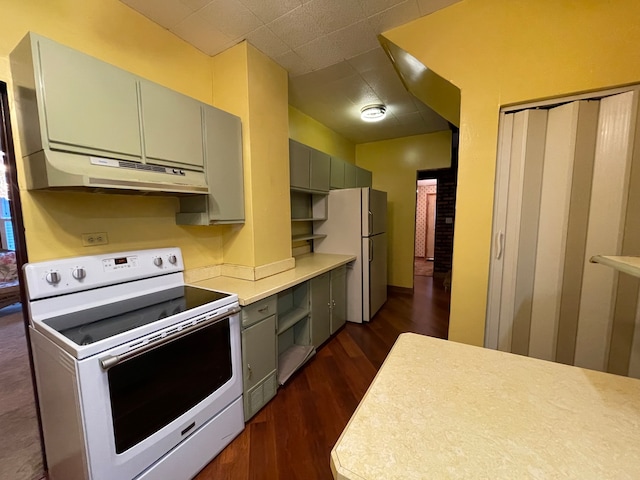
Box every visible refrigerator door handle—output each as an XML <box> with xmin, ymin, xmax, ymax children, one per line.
<box><xmin>369</xmin><ymin>238</ymin><xmax>373</xmax><ymax>262</ymax></box>
<box><xmin>368</xmin><ymin>211</ymin><xmax>373</xmax><ymax>236</ymax></box>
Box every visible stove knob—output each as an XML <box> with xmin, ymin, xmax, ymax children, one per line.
<box><xmin>46</xmin><ymin>271</ymin><xmax>61</xmax><ymax>285</ymax></box>
<box><xmin>168</xmin><ymin>254</ymin><xmax>177</xmax><ymax>265</ymax></box>
<box><xmin>72</xmin><ymin>268</ymin><xmax>86</xmax><ymax>280</ymax></box>
<box><xmin>153</xmin><ymin>257</ymin><xmax>163</xmax><ymax>267</ymax></box>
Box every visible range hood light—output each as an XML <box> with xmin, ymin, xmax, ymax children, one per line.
<box><xmin>360</xmin><ymin>104</ymin><xmax>387</xmax><ymax>122</ymax></box>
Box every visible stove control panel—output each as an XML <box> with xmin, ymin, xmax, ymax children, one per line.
<box><xmin>24</xmin><ymin>248</ymin><xmax>185</xmax><ymax>300</ymax></box>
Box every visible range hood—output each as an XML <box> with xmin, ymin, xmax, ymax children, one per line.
<box><xmin>23</xmin><ymin>149</ymin><xmax>209</xmax><ymax>195</ymax></box>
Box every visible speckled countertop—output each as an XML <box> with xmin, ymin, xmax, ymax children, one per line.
<box><xmin>191</xmin><ymin>253</ymin><xmax>355</xmax><ymax>305</ymax></box>
<box><xmin>331</xmin><ymin>333</ymin><xmax>640</xmax><ymax>480</ymax></box>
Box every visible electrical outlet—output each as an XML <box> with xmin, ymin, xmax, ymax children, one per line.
<box><xmin>82</xmin><ymin>232</ymin><xmax>109</xmax><ymax>246</ymax></box>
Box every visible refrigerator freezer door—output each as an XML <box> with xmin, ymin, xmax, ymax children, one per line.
<box><xmin>362</xmin><ymin>233</ymin><xmax>388</xmax><ymax>321</ymax></box>
<box><xmin>362</xmin><ymin>188</ymin><xmax>387</xmax><ymax>236</ymax></box>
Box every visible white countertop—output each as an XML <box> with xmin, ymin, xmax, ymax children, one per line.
<box><xmin>331</xmin><ymin>333</ymin><xmax>640</xmax><ymax>480</ymax></box>
<box><xmin>190</xmin><ymin>253</ymin><xmax>355</xmax><ymax>305</ymax></box>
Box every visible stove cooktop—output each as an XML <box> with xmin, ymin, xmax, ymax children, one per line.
<box><xmin>44</xmin><ymin>286</ymin><xmax>232</xmax><ymax>346</ymax></box>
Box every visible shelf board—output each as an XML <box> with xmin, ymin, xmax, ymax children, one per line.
<box><xmin>278</xmin><ymin>307</ymin><xmax>310</xmax><ymax>334</ymax></box>
<box><xmin>291</xmin><ymin>233</ymin><xmax>327</xmax><ymax>242</ymax></box>
<box><xmin>277</xmin><ymin>344</ymin><xmax>315</xmax><ymax>385</ymax></box>
<box><xmin>290</xmin><ymin>186</ymin><xmax>328</xmax><ymax>195</ymax></box>
<box><xmin>590</xmin><ymin>255</ymin><xmax>640</xmax><ymax>278</ymax></box>
<box><xmin>291</xmin><ymin>217</ymin><xmax>326</xmax><ymax>222</ymax></box>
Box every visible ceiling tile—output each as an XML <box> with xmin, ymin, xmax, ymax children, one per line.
<box><xmin>356</xmin><ymin>0</ymin><xmax>405</xmax><ymax>17</ymax></box>
<box><xmin>304</xmin><ymin>0</ymin><xmax>366</xmax><ymax>35</ymax></box>
<box><xmin>393</xmin><ymin>111</ymin><xmax>422</xmax><ymax>125</ymax></box>
<box><xmin>238</xmin><ymin>0</ymin><xmax>302</xmax><ymax>24</ymax></box>
<box><xmin>171</xmin><ymin>13</ymin><xmax>233</xmax><ymax>55</ymax></box>
<box><xmin>121</xmin><ymin>0</ymin><xmax>192</xmax><ymax>29</ymax></box>
<box><xmin>274</xmin><ymin>50</ymin><xmax>313</xmax><ymax>77</ymax></box>
<box><xmin>180</xmin><ymin>0</ymin><xmax>213</xmax><ymax>12</ymax></box>
<box><xmin>326</xmin><ymin>20</ymin><xmax>380</xmax><ymax>60</ymax></box>
<box><xmin>347</xmin><ymin>47</ymin><xmax>392</xmax><ymax>74</ymax></box>
<box><xmin>246</xmin><ymin>26</ymin><xmax>290</xmax><ymax>58</ymax></box>
<box><xmin>198</xmin><ymin>0</ymin><xmax>262</xmax><ymax>39</ymax></box>
<box><xmin>294</xmin><ymin>35</ymin><xmax>344</xmax><ymax>71</ymax></box>
<box><xmin>416</xmin><ymin>0</ymin><xmax>460</xmax><ymax>16</ymax></box>
<box><xmin>419</xmin><ymin>108</ymin><xmax>451</xmax><ymax>129</ymax></box>
<box><xmin>367</xmin><ymin>0</ymin><xmax>421</xmax><ymax>34</ymax></box>
<box><xmin>268</xmin><ymin>5</ymin><xmax>325</xmax><ymax>50</ymax></box>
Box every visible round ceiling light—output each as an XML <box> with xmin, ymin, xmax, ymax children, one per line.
<box><xmin>360</xmin><ymin>104</ymin><xmax>387</xmax><ymax>122</ymax></box>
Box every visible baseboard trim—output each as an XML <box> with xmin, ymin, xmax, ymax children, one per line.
<box><xmin>388</xmin><ymin>285</ymin><xmax>412</xmax><ymax>295</ymax></box>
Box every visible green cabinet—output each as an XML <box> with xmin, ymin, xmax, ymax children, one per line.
<box><xmin>330</xmin><ymin>157</ymin><xmax>345</xmax><ymax>189</ymax></box>
<box><xmin>311</xmin><ymin>266</ymin><xmax>348</xmax><ymax>347</ymax></box>
<box><xmin>139</xmin><ymin>80</ymin><xmax>204</xmax><ymax>169</ymax></box>
<box><xmin>241</xmin><ymin>296</ymin><xmax>277</xmax><ymax>421</ymax></box>
<box><xmin>176</xmin><ymin>105</ymin><xmax>245</xmax><ymax>225</ymax></box>
<box><xmin>356</xmin><ymin>166</ymin><xmax>373</xmax><ymax>188</ymax></box>
<box><xmin>311</xmin><ymin>272</ymin><xmax>331</xmax><ymax>347</ymax></box>
<box><xmin>330</xmin><ymin>266</ymin><xmax>347</xmax><ymax>333</ymax></box>
<box><xmin>344</xmin><ymin>162</ymin><xmax>357</xmax><ymax>188</ymax></box>
<box><xmin>34</xmin><ymin>34</ymin><xmax>141</xmax><ymax>161</ymax></box>
<box><xmin>289</xmin><ymin>139</ymin><xmax>330</xmax><ymax>193</ymax></box>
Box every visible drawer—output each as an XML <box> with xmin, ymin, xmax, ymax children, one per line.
<box><xmin>241</xmin><ymin>295</ymin><xmax>277</xmax><ymax>328</ymax></box>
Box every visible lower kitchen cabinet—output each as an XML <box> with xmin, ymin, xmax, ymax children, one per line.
<box><xmin>311</xmin><ymin>266</ymin><xmax>347</xmax><ymax>348</ymax></box>
<box><xmin>241</xmin><ymin>298</ymin><xmax>277</xmax><ymax>421</ymax></box>
<box><xmin>330</xmin><ymin>266</ymin><xmax>347</xmax><ymax>333</ymax></box>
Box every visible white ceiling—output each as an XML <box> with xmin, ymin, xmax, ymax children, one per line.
<box><xmin>119</xmin><ymin>0</ymin><xmax>460</xmax><ymax>144</ymax></box>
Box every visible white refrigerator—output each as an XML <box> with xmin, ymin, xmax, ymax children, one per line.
<box><xmin>314</xmin><ymin>188</ymin><xmax>387</xmax><ymax>323</ymax></box>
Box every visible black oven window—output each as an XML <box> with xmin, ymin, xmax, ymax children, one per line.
<box><xmin>107</xmin><ymin>319</ymin><xmax>232</xmax><ymax>454</ymax></box>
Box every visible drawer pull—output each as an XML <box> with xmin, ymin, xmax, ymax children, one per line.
<box><xmin>258</xmin><ymin>306</ymin><xmax>269</xmax><ymax>313</ymax></box>
<box><xmin>247</xmin><ymin>363</ymin><xmax>252</xmax><ymax>380</ymax></box>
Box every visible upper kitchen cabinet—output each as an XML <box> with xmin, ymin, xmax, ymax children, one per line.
<box><xmin>15</xmin><ymin>33</ymin><xmax>142</xmax><ymax>161</ymax></box>
<box><xmin>289</xmin><ymin>139</ymin><xmax>329</xmax><ymax>193</ymax></box>
<box><xmin>139</xmin><ymin>80</ymin><xmax>204</xmax><ymax>169</ymax></box>
<box><xmin>176</xmin><ymin>105</ymin><xmax>244</xmax><ymax>224</ymax></box>
<box><xmin>10</xmin><ymin>33</ymin><xmax>211</xmax><ymax>194</ymax></box>
<box><xmin>344</xmin><ymin>162</ymin><xmax>357</xmax><ymax>188</ymax></box>
<box><xmin>355</xmin><ymin>166</ymin><xmax>373</xmax><ymax>188</ymax></box>
<box><xmin>330</xmin><ymin>157</ymin><xmax>345</xmax><ymax>189</ymax></box>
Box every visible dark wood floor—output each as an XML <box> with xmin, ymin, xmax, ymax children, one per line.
<box><xmin>196</xmin><ymin>275</ymin><xmax>450</xmax><ymax>480</ymax></box>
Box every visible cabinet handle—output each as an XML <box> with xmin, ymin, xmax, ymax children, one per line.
<box><xmin>368</xmin><ymin>211</ymin><xmax>373</xmax><ymax>236</ymax></box>
<box><xmin>247</xmin><ymin>363</ymin><xmax>252</xmax><ymax>380</ymax></box>
<box><xmin>328</xmin><ymin>301</ymin><xmax>332</xmax><ymax>310</ymax></box>
<box><xmin>332</xmin><ymin>300</ymin><xmax>336</xmax><ymax>307</ymax></box>
<box><xmin>258</xmin><ymin>305</ymin><xmax>269</xmax><ymax>313</ymax></box>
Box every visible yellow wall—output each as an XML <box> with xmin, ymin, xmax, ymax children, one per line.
<box><xmin>0</xmin><ymin>0</ymin><xmax>225</xmax><ymax>268</ymax></box>
<box><xmin>213</xmin><ymin>42</ymin><xmax>294</xmax><ymax>268</ymax></box>
<box><xmin>384</xmin><ymin>0</ymin><xmax>640</xmax><ymax>345</ymax></box>
<box><xmin>356</xmin><ymin>132</ymin><xmax>451</xmax><ymax>288</ymax></box>
<box><xmin>288</xmin><ymin>106</ymin><xmax>355</xmax><ymax>162</ymax></box>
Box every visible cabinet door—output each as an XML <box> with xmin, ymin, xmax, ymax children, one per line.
<box><xmin>330</xmin><ymin>157</ymin><xmax>345</xmax><ymax>189</ymax></box>
<box><xmin>242</xmin><ymin>315</ymin><xmax>277</xmax><ymax>392</ymax></box>
<box><xmin>289</xmin><ymin>139</ymin><xmax>311</xmax><ymax>189</ymax></box>
<box><xmin>310</xmin><ymin>149</ymin><xmax>330</xmax><ymax>192</ymax></box>
<box><xmin>203</xmin><ymin>105</ymin><xmax>244</xmax><ymax>223</ymax></box>
<box><xmin>37</xmin><ymin>36</ymin><xmax>141</xmax><ymax>160</ymax></box>
<box><xmin>331</xmin><ymin>266</ymin><xmax>347</xmax><ymax>334</ymax></box>
<box><xmin>139</xmin><ymin>80</ymin><xmax>204</xmax><ymax>169</ymax></box>
<box><xmin>344</xmin><ymin>162</ymin><xmax>357</xmax><ymax>188</ymax></box>
<box><xmin>356</xmin><ymin>166</ymin><xmax>373</xmax><ymax>188</ymax></box>
<box><xmin>310</xmin><ymin>272</ymin><xmax>331</xmax><ymax>348</ymax></box>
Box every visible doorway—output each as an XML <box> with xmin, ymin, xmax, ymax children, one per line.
<box><xmin>415</xmin><ymin>179</ymin><xmax>437</xmax><ymax>277</ymax></box>
<box><xmin>0</xmin><ymin>81</ymin><xmax>44</xmax><ymax>480</ymax></box>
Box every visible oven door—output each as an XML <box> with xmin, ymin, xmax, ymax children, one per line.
<box><xmin>77</xmin><ymin>309</ymin><xmax>243</xmax><ymax>480</ymax></box>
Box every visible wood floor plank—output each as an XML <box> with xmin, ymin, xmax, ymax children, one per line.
<box><xmin>195</xmin><ymin>277</ymin><xmax>450</xmax><ymax>480</ymax></box>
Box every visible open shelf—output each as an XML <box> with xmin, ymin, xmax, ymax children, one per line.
<box><xmin>292</xmin><ymin>233</ymin><xmax>327</xmax><ymax>242</ymax></box>
<box><xmin>590</xmin><ymin>255</ymin><xmax>640</xmax><ymax>278</ymax></box>
<box><xmin>291</xmin><ymin>217</ymin><xmax>325</xmax><ymax>222</ymax></box>
<box><xmin>278</xmin><ymin>307</ymin><xmax>310</xmax><ymax>334</ymax></box>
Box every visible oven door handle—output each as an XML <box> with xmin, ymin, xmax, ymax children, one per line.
<box><xmin>99</xmin><ymin>306</ymin><xmax>241</xmax><ymax>370</ymax></box>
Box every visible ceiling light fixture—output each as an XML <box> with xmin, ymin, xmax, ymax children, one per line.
<box><xmin>360</xmin><ymin>104</ymin><xmax>387</xmax><ymax>122</ymax></box>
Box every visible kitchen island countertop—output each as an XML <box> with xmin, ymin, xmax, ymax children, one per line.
<box><xmin>190</xmin><ymin>253</ymin><xmax>355</xmax><ymax>305</ymax></box>
<box><xmin>331</xmin><ymin>333</ymin><xmax>640</xmax><ymax>480</ymax></box>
